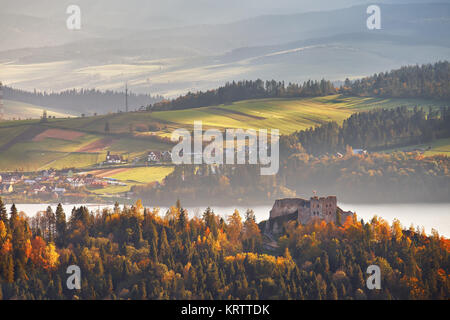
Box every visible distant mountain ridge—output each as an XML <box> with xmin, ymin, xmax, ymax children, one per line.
<box><xmin>0</xmin><ymin>2</ymin><xmax>449</xmax><ymax>97</ymax></box>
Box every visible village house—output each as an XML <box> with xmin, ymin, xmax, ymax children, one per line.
<box><xmin>106</xmin><ymin>151</ymin><xmax>124</xmax><ymax>164</ymax></box>
<box><xmin>32</xmin><ymin>185</ymin><xmax>47</xmax><ymax>195</ymax></box>
<box><xmin>103</xmin><ymin>177</ymin><xmax>126</xmax><ymax>186</ymax></box>
<box><xmin>148</xmin><ymin>151</ymin><xmax>162</xmax><ymax>163</ymax></box>
<box><xmin>70</xmin><ymin>178</ymin><xmax>85</xmax><ymax>188</ymax></box>
<box><xmin>352</xmin><ymin>148</ymin><xmax>368</xmax><ymax>155</ymax></box>
<box><xmin>147</xmin><ymin>150</ymin><xmax>172</xmax><ymax>163</ymax></box>
<box><xmin>2</xmin><ymin>176</ymin><xmax>19</xmax><ymax>185</ymax></box>
<box><xmin>41</xmin><ymin>170</ymin><xmax>56</xmax><ymax>178</ymax></box>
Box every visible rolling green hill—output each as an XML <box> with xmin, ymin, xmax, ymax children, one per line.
<box><xmin>0</xmin><ymin>94</ymin><xmax>447</xmax><ymax>172</ymax></box>
<box><xmin>31</xmin><ymin>94</ymin><xmax>448</xmax><ymax>135</ymax></box>
<box><xmin>2</xmin><ymin>99</ymin><xmax>75</xmax><ymax>120</ymax></box>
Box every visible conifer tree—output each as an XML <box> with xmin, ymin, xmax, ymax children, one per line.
<box><xmin>9</xmin><ymin>204</ymin><xmax>18</xmax><ymax>229</ymax></box>
<box><xmin>0</xmin><ymin>198</ymin><xmax>7</xmax><ymax>225</ymax></box>
<box><xmin>55</xmin><ymin>203</ymin><xmax>67</xmax><ymax>247</ymax></box>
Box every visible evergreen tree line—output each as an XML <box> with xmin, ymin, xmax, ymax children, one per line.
<box><xmin>0</xmin><ymin>197</ymin><xmax>447</xmax><ymax>300</ymax></box>
<box><xmin>341</xmin><ymin>61</ymin><xmax>450</xmax><ymax>100</ymax></box>
<box><xmin>3</xmin><ymin>86</ymin><xmax>163</xmax><ymax>115</ymax></box>
<box><xmin>151</xmin><ymin>79</ymin><xmax>336</xmax><ymax>111</ymax></box>
<box><xmin>281</xmin><ymin>106</ymin><xmax>450</xmax><ymax>156</ymax></box>
<box><xmin>150</xmin><ymin>61</ymin><xmax>450</xmax><ymax>111</ymax></box>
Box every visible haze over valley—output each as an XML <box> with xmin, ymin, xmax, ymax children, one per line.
<box><xmin>1</xmin><ymin>1</ymin><xmax>449</xmax><ymax>100</ymax></box>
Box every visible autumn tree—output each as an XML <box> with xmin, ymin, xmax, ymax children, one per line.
<box><xmin>242</xmin><ymin>212</ymin><xmax>262</xmax><ymax>252</ymax></box>
<box><xmin>227</xmin><ymin>209</ymin><xmax>243</xmax><ymax>245</ymax></box>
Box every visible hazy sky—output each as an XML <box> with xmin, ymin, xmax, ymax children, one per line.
<box><xmin>1</xmin><ymin>0</ymin><xmax>427</xmax><ymax>27</ymax></box>
<box><xmin>1</xmin><ymin>0</ymin><xmax>446</xmax><ymax>96</ymax></box>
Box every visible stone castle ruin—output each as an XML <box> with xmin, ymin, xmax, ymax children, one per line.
<box><xmin>261</xmin><ymin>195</ymin><xmax>353</xmax><ymax>234</ymax></box>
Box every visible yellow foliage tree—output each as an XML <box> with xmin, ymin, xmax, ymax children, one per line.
<box><xmin>227</xmin><ymin>210</ymin><xmax>242</xmax><ymax>244</ymax></box>
<box><xmin>43</xmin><ymin>243</ymin><xmax>60</xmax><ymax>271</ymax></box>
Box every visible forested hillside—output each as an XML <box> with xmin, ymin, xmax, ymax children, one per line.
<box><xmin>135</xmin><ymin>152</ymin><xmax>450</xmax><ymax>205</ymax></box>
<box><xmin>130</xmin><ymin>106</ymin><xmax>450</xmax><ymax>206</ymax></box>
<box><xmin>281</xmin><ymin>106</ymin><xmax>450</xmax><ymax>156</ymax></box>
<box><xmin>152</xmin><ymin>79</ymin><xmax>336</xmax><ymax>111</ymax></box>
<box><xmin>151</xmin><ymin>62</ymin><xmax>450</xmax><ymax>111</ymax></box>
<box><xmin>0</xmin><ymin>198</ymin><xmax>448</xmax><ymax>300</ymax></box>
<box><xmin>341</xmin><ymin>61</ymin><xmax>450</xmax><ymax>100</ymax></box>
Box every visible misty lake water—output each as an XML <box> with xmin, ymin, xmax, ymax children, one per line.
<box><xmin>7</xmin><ymin>202</ymin><xmax>450</xmax><ymax>237</ymax></box>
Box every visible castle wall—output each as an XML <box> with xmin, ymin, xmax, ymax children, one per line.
<box><xmin>269</xmin><ymin>196</ymin><xmax>338</xmax><ymax>226</ymax></box>
<box><xmin>263</xmin><ymin>196</ymin><xmax>354</xmax><ymax>234</ymax></box>
<box><xmin>320</xmin><ymin>196</ymin><xmax>337</xmax><ymax>223</ymax></box>
<box><xmin>269</xmin><ymin>198</ymin><xmax>308</xmax><ymax>219</ymax></box>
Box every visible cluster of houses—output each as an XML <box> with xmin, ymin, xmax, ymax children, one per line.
<box><xmin>105</xmin><ymin>150</ymin><xmax>173</xmax><ymax>165</ymax></box>
<box><xmin>66</xmin><ymin>175</ymin><xmax>126</xmax><ymax>189</ymax></box>
<box><xmin>0</xmin><ymin>170</ymin><xmax>73</xmax><ymax>197</ymax></box>
<box><xmin>1</xmin><ymin>171</ymin><xmax>49</xmax><ymax>196</ymax></box>
<box><xmin>0</xmin><ymin>173</ymin><xmax>23</xmax><ymax>194</ymax></box>
<box><xmin>0</xmin><ymin>169</ymin><xmax>126</xmax><ymax>199</ymax></box>
<box><xmin>109</xmin><ymin>145</ymin><xmax>267</xmax><ymax>166</ymax></box>
<box><xmin>106</xmin><ymin>145</ymin><xmax>266</xmax><ymax>166</ymax></box>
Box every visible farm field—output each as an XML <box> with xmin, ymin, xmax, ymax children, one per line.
<box><xmin>0</xmin><ymin>123</ymin><xmax>172</xmax><ymax>171</ymax></box>
<box><xmin>42</xmin><ymin>94</ymin><xmax>448</xmax><ymax>136</ymax></box>
<box><xmin>0</xmin><ymin>124</ymin><xmax>31</xmax><ymax>147</ymax></box>
<box><xmin>381</xmin><ymin>137</ymin><xmax>450</xmax><ymax>157</ymax></box>
<box><xmin>104</xmin><ymin>166</ymin><xmax>174</xmax><ymax>184</ymax></box>
<box><xmin>85</xmin><ymin>166</ymin><xmax>174</xmax><ymax>195</ymax></box>
<box><xmin>424</xmin><ymin>138</ymin><xmax>450</xmax><ymax>156</ymax></box>
<box><xmin>87</xmin><ymin>166</ymin><xmax>174</xmax><ymax>184</ymax></box>
<box><xmin>149</xmin><ymin>95</ymin><xmax>445</xmax><ymax>134</ymax></box>
<box><xmin>0</xmin><ymin>145</ymin><xmax>101</xmax><ymax>171</ymax></box>
<box><xmin>0</xmin><ymin>94</ymin><xmax>448</xmax><ymax>172</ymax></box>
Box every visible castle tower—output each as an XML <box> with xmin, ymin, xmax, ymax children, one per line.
<box><xmin>0</xmin><ymin>82</ymin><xmax>4</xmax><ymax>120</ymax></box>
